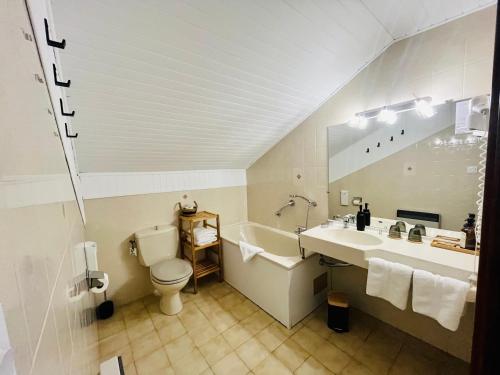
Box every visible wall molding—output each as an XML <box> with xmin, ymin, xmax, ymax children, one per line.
<box><xmin>80</xmin><ymin>169</ymin><xmax>247</xmax><ymax>199</ymax></box>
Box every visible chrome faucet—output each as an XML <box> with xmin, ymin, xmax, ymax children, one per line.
<box><xmin>343</xmin><ymin>214</ymin><xmax>355</xmax><ymax>228</ymax></box>
<box><xmin>289</xmin><ymin>194</ymin><xmax>317</xmax><ymax>207</ymax></box>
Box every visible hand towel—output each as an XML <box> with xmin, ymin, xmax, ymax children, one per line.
<box><xmin>412</xmin><ymin>269</ymin><xmax>469</xmax><ymax>331</ymax></box>
<box><xmin>366</xmin><ymin>257</ymin><xmax>413</xmax><ymax>310</ymax></box>
<box><xmin>239</xmin><ymin>241</ymin><xmax>264</xmax><ymax>263</ymax></box>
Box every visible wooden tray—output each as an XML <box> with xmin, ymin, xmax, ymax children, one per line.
<box><xmin>431</xmin><ymin>239</ymin><xmax>477</xmax><ymax>255</ymax></box>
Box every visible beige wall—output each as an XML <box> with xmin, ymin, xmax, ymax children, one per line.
<box><xmin>247</xmin><ymin>6</ymin><xmax>496</xmax><ymax>362</ymax></box>
<box><xmin>0</xmin><ymin>1</ymin><xmax>98</xmax><ymax>373</ymax></box>
<box><xmin>84</xmin><ymin>186</ymin><xmax>247</xmax><ymax>306</ymax></box>
<box><xmin>329</xmin><ymin>126</ymin><xmax>481</xmax><ymax>230</ymax></box>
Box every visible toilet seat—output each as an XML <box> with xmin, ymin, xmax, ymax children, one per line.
<box><xmin>151</xmin><ymin>258</ymin><xmax>193</xmax><ymax>285</ymax></box>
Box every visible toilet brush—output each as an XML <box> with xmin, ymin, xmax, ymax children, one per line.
<box><xmin>96</xmin><ymin>291</ymin><xmax>114</xmax><ymax>320</ymax></box>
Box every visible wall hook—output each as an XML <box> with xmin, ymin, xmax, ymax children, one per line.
<box><xmin>377</xmin><ymin>142</ymin><xmax>381</xmax><ymax>147</ymax></box>
<box><xmin>65</xmin><ymin>123</ymin><xmax>78</xmax><ymax>138</ymax></box>
<box><xmin>53</xmin><ymin>64</ymin><xmax>71</xmax><ymax>87</ymax></box>
<box><xmin>390</xmin><ymin>136</ymin><xmax>394</xmax><ymax>141</ymax></box>
<box><xmin>366</xmin><ymin>147</ymin><xmax>370</xmax><ymax>153</ymax></box>
<box><xmin>60</xmin><ymin>99</ymin><xmax>75</xmax><ymax>117</ymax></box>
<box><xmin>401</xmin><ymin>129</ymin><xmax>405</xmax><ymax>135</ymax></box>
<box><xmin>44</xmin><ymin>18</ymin><xmax>65</xmax><ymax>49</ymax></box>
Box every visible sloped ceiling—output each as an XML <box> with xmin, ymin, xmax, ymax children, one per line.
<box><xmin>51</xmin><ymin>0</ymin><xmax>495</xmax><ymax>172</ymax></box>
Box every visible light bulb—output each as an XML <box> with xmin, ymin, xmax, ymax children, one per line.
<box><xmin>415</xmin><ymin>99</ymin><xmax>435</xmax><ymax>118</ymax></box>
<box><xmin>377</xmin><ymin>108</ymin><xmax>397</xmax><ymax>125</ymax></box>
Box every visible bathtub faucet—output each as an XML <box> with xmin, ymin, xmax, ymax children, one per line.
<box><xmin>275</xmin><ymin>199</ymin><xmax>295</xmax><ymax>216</ymax></box>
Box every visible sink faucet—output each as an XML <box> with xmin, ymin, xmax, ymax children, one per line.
<box><xmin>343</xmin><ymin>214</ymin><xmax>355</xmax><ymax>228</ymax></box>
<box><xmin>295</xmin><ymin>225</ymin><xmax>307</xmax><ymax>235</ymax></box>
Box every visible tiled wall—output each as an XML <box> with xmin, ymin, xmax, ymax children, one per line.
<box><xmin>0</xmin><ymin>1</ymin><xmax>98</xmax><ymax>373</ymax></box>
<box><xmin>246</xmin><ymin>6</ymin><xmax>496</xmax><ymax>362</ymax></box>
<box><xmin>84</xmin><ymin>186</ymin><xmax>248</xmax><ymax>306</ymax></box>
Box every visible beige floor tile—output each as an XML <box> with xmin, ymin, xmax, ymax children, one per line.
<box><xmin>222</xmin><ymin>323</ymin><xmax>254</xmax><ymax>349</ymax></box>
<box><xmin>208</xmin><ymin>282</ymin><xmax>234</xmax><ymax>300</ymax></box>
<box><xmin>164</xmin><ymin>334</ymin><xmax>196</xmax><ymax>364</ymax></box>
<box><xmin>123</xmin><ymin>363</ymin><xmax>138</xmax><ymax>375</ymax></box>
<box><xmin>212</xmin><ymin>352</ymin><xmax>249</xmax><ymax>375</ymax></box>
<box><xmin>195</xmin><ymin>295</ymin><xmax>221</xmax><ymax>314</ymax></box>
<box><xmin>150</xmin><ymin>307</ymin><xmax>181</xmax><ymax>330</ymax></box>
<box><xmin>256</xmin><ymin>322</ymin><xmax>289</xmax><ymax>351</ymax></box>
<box><xmin>439</xmin><ymin>357</ymin><xmax>470</xmax><ymax>375</ymax></box>
<box><xmin>121</xmin><ymin>300</ymin><xmax>145</xmax><ymax>318</ymax></box>
<box><xmin>354</xmin><ymin>344</ymin><xmax>394</xmax><ymax>375</ymax></box>
<box><xmin>99</xmin><ymin>331</ymin><xmax>129</xmax><ymax>358</ymax></box>
<box><xmin>207</xmin><ymin>309</ymin><xmax>238</xmax><ymax>333</ymax></box>
<box><xmin>241</xmin><ymin>310</ymin><xmax>273</xmax><ymax>335</ymax></box>
<box><xmin>98</xmin><ymin>318</ymin><xmax>126</xmax><ymax>340</ymax></box>
<box><xmin>157</xmin><ymin>318</ymin><xmax>187</xmax><ymax>345</ymax></box>
<box><xmin>304</xmin><ymin>314</ymin><xmax>331</xmax><ymax>339</ymax></box>
<box><xmin>313</xmin><ymin>341</ymin><xmax>351</xmax><ymax>374</ymax></box>
<box><xmin>295</xmin><ymin>357</ymin><xmax>334</xmax><ymax>375</ymax></box>
<box><xmin>236</xmin><ymin>337</ymin><xmax>270</xmax><ymax>370</ymax></box>
<box><xmin>201</xmin><ymin>368</ymin><xmax>214</xmax><ymax>375</ymax></box>
<box><xmin>142</xmin><ymin>294</ymin><xmax>160</xmax><ymax>307</ymax></box>
<box><xmin>134</xmin><ymin>347</ymin><xmax>170</xmax><ymax>375</ymax></box>
<box><xmin>178</xmin><ymin>303</ymin><xmax>210</xmax><ymax>331</ymax></box>
<box><xmin>219</xmin><ymin>291</ymin><xmax>247</xmax><ymax>311</ymax></box>
<box><xmin>199</xmin><ymin>335</ymin><xmax>233</xmax><ymax>366</ymax></box>
<box><xmin>362</xmin><ymin>328</ymin><xmax>404</xmax><ymax>361</ymax></box>
<box><xmin>273</xmin><ymin>338</ymin><xmax>309</xmax><ymax>371</ymax></box>
<box><xmin>126</xmin><ymin>318</ymin><xmax>155</xmax><ymax>342</ymax></box>
<box><xmin>389</xmin><ymin>346</ymin><xmax>439</xmax><ymax>375</ymax></box>
<box><xmin>328</xmin><ymin>320</ymin><xmax>372</xmax><ymax>356</ymax></box>
<box><xmin>130</xmin><ymin>330</ymin><xmax>162</xmax><ymax>361</ymax></box>
<box><xmin>340</xmin><ymin>360</ymin><xmax>374</xmax><ymax>375</ymax></box>
<box><xmin>189</xmin><ymin>323</ymin><xmax>219</xmax><ymax>347</ymax></box>
<box><xmin>171</xmin><ymin>348</ymin><xmax>209</xmax><ymax>375</ymax></box>
<box><xmin>230</xmin><ymin>299</ymin><xmax>259</xmax><ymax>321</ymax></box>
<box><xmin>124</xmin><ymin>309</ymin><xmax>151</xmax><ymax>327</ymax></box>
<box><xmin>291</xmin><ymin>326</ymin><xmax>327</xmax><ymax>354</ymax></box>
<box><xmin>253</xmin><ymin>354</ymin><xmax>292</xmax><ymax>375</ymax></box>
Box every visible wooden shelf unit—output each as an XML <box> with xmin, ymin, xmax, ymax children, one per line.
<box><xmin>179</xmin><ymin>211</ymin><xmax>223</xmax><ymax>293</ymax></box>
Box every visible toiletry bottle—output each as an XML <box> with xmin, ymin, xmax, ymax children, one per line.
<box><xmin>356</xmin><ymin>205</ymin><xmax>366</xmax><ymax>231</ymax></box>
<box><xmin>461</xmin><ymin>213</ymin><xmax>476</xmax><ymax>250</ymax></box>
<box><xmin>363</xmin><ymin>203</ymin><xmax>371</xmax><ymax>226</ymax></box>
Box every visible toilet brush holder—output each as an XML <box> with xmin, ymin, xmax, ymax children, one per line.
<box><xmin>96</xmin><ymin>292</ymin><xmax>114</xmax><ymax>320</ymax></box>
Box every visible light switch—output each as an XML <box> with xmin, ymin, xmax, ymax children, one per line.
<box><xmin>340</xmin><ymin>190</ymin><xmax>349</xmax><ymax>206</ymax></box>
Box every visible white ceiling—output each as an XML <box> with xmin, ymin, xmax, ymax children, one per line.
<box><xmin>51</xmin><ymin>0</ymin><xmax>495</xmax><ymax>172</ymax></box>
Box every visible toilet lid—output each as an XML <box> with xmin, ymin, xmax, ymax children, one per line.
<box><xmin>151</xmin><ymin>258</ymin><xmax>193</xmax><ymax>282</ymax></box>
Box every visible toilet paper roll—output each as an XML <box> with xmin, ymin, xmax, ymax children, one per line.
<box><xmin>90</xmin><ymin>272</ymin><xmax>109</xmax><ymax>294</ymax></box>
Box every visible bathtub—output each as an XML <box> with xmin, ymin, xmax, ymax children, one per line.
<box><xmin>221</xmin><ymin>222</ymin><xmax>327</xmax><ymax>328</ymax></box>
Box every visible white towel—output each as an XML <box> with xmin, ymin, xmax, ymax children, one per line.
<box><xmin>239</xmin><ymin>241</ymin><xmax>264</xmax><ymax>263</ymax></box>
<box><xmin>193</xmin><ymin>227</ymin><xmax>217</xmax><ymax>245</ymax></box>
<box><xmin>412</xmin><ymin>270</ymin><xmax>469</xmax><ymax>331</ymax></box>
<box><xmin>366</xmin><ymin>257</ymin><xmax>413</xmax><ymax>310</ymax></box>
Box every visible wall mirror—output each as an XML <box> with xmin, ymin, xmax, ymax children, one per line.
<box><xmin>327</xmin><ymin>97</ymin><xmax>489</xmax><ymax>232</ymax></box>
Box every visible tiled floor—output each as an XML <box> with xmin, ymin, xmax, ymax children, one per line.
<box><xmin>97</xmin><ymin>277</ymin><xmax>469</xmax><ymax>375</ymax></box>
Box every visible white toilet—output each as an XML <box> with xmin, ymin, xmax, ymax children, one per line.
<box><xmin>135</xmin><ymin>225</ymin><xmax>193</xmax><ymax>315</ymax></box>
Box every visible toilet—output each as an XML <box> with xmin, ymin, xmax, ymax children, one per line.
<box><xmin>135</xmin><ymin>224</ymin><xmax>193</xmax><ymax>315</ymax></box>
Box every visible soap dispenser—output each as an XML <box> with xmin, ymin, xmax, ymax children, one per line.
<box><xmin>461</xmin><ymin>213</ymin><xmax>476</xmax><ymax>250</ymax></box>
<box><xmin>363</xmin><ymin>203</ymin><xmax>371</xmax><ymax>226</ymax></box>
<box><xmin>356</xmin><ymin>205</ymin><xmax>365</xmax><ymax>231</ymax></box>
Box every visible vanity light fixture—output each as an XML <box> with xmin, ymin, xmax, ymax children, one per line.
<box><xmin>377</xmin><ymin>108</ymin><xmax>397</xmax><ymax>125</ymax></box>
<box><xmin>415</xmin><ymin>99</ymin><xmax>435</xmax><ymax>118</ymax></box>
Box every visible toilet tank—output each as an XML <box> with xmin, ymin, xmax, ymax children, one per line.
<box><xmin>134</xmin><ymin>224</ymin><xmax>179</xmax><ymax>266</ymax></box>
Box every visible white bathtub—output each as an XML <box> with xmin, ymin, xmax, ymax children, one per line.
<box><xmin>221</xmin><ymin>222</ymin><xmax>327</xmax><ymax>328</ymax></box>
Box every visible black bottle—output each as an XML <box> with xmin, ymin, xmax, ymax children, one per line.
<box><xmin>461</xmin><ymin>213</ymin><xmax>476</xmax><ymax>250</ymax></box>
<box><xmin>363</xmin><ymin>203</ymin><xmax>371</xmax><ymax>226</ymax></box>
<box><xmin>356</xmin><ymin>205</ymin><xmax>366</xmax><ymax>231</ymax></box>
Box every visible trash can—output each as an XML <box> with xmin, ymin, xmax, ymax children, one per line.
<box><xmin>327</xmin><ymin>292</ymin><xmax>349</xmax><ymax>333</ymax></box>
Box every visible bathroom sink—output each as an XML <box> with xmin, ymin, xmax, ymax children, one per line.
<box><xmin>326</xmin><ymin>229</ymin><xmax>383</xmax><ymax>246</ymax></box>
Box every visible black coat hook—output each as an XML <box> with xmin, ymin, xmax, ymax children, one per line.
<box><xmin>65</xmin><ymin>123</ymin><xmax>78</xmax><ymax>138</ymax></box>
<box><xmin>390</xmin><ymin>136</ymin><xmax>394</xmax><ymax>141</ymax></box>
<box><xmin>44</xmin><ymin>18</ymin><xmax>65</xmax><ymax>49</ymax></box>
<box><xmin>53</xmin><ymin>64</ymin><xmax>71</xmax><ymax>87</ymax></box>
<box><xmin>60</xmin><ymin>99</ymin><xmax>75</xmax><ymax>117</ymax></box>
<box><xmin>401</xmin><ymin>129</ymin><xmax>405</xmax><ymax>135</ymax></box>
<box><xmin>377</xmin><ymin>142</ymin><xmax>381</xmax><ymax>147</ymax></box>
<box><xmin>366</xmin><ymin>147</ymin><xmax>370</xmax><ymax>153</ymax></box>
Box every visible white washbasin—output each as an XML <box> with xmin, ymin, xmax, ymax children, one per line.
<box><xmin>326</xmin><ymin>229</ymin><xmax>383</xmax><ymax>246</ymax></box>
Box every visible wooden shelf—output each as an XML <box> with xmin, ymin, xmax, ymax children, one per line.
<box><xmin>195</xmin><ymin>258</ymin><xmax>220</xmax><ymax>278</ymax></box>
<box><xmin>179</xmin><ymin>210</ymin><xmax>223</xmax><ymax>293</ymax></box>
